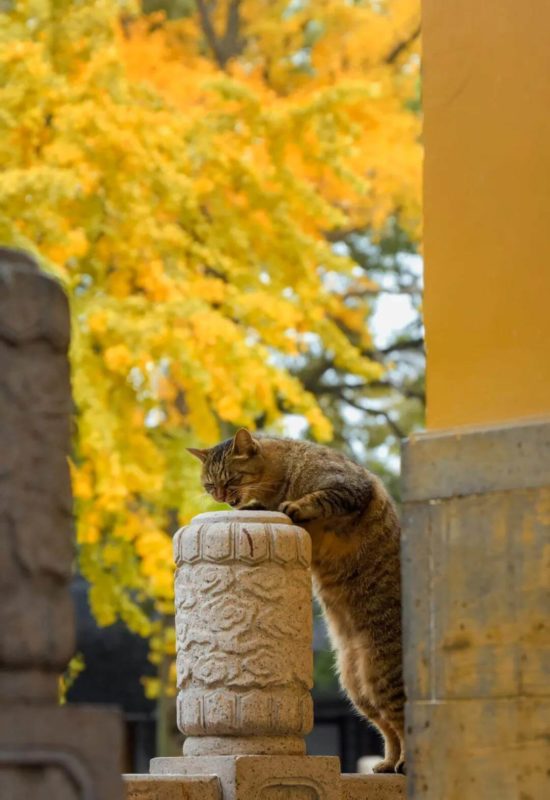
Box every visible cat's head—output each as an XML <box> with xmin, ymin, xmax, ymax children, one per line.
<box><xmin>187</xmin><ymin>429</ymin><xmax>271</xmax><ymax>508</ymax></box>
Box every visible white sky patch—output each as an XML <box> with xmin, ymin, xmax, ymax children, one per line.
<box><xmin>371</xmin><ymin>293</ymin><xmax>418</xmax><ymax>347</ymax></box>
<box><xmin>281</xmin><ymin>414</ymin><xmax>309</xmax><ymax>438</ymax></box>
<box><xmin>371</xmin><ymin>253</ymin><xmax>423</xmax><ymax>347</ymax></box>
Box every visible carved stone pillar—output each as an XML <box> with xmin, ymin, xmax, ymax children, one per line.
<box><xmin>150</xmin><ymin>509</ymin><xmax>341</xmax><ymax>799</ymax></box>
<box><xmin>0</xmin><ymin>248</ymin><xmax>123</xmax><ymax>800</ymax></box>
<box><xmin>174</xmin><ymin>510</ymin><xmax>313</xmax><ymax>756</ymax></box>
<box><xmin>147</xmin><ymin>508</ymin><xmax>407</xmax><ymax>799</ymax></box>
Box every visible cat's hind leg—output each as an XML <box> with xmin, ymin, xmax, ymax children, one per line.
<box><xmin>349</xmin><ymin>690</ymin><xmax>401</xmax><ymax>772</ymax></box>
<box><xmin>370</xmin><ymin>661</ymin><xmax>406</xmax><ymax>773</ymax></box>
<box><xmin>336</xmin><ymin>647</ymin><xmax>401</xmax><ymax>773</ymax></box>
<box><xmin>380</xmin><ymin>707</ymin><xmax>406</xmax><ymax>774</ymax></box>
<box><xmin>363</xmin><ymin>704</ymin><xmax>401</xmax><ymax>774</ymax></box>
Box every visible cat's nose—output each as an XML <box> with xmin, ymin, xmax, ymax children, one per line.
<box><xmin>213</xmin><ymin>488</ymin><xmax>225</xmax><ymax>502</ymax></box>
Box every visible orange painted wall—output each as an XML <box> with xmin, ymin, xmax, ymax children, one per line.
<box><xmin>423</xmin><ymin>0</ymin><xmax>550</xmax><ymax>429</ymax></box>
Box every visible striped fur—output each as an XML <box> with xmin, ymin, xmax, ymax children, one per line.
<box><xmin>189</xmin><ymin>428</ymin><xmax>405</xmax><ymax>773</ymax></box>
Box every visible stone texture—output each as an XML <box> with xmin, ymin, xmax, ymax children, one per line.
<box><xmin>407</xmin><ymin>698</ymin><xmax>550</xmax><ymax>799</ymax></box>
<box><xmin>151</xmin><ymin>755</ymin><xmax>342</xmax><ymax>800</ymax></box>
<box><xmin>402</xmin><ymin>487</ymin><xmax>550</xmax><ymax>702</ymax></box>
<box><xmin>174</xmin><ymin>510</ymin><xmax>313</xmax><ymax>757</ymax></box>
<box><xmin>0</xmin><ymin>248</ymin><xmax>74</xmax><ymax>700</ymax></box>
<box><xmin>402</xmin><ymin>418</ymin><xmax>550</xmax><ymax>502</ymax></box>
<box><xmin>125</xmin><ymin>774</ymin><xmax>221</xmax><ymax>800</ymax></box>
<box><xmin>0</xmin><ymin>248</ymin><xmax>123</xmax><ymax>799</ymax></box>
<box><xmin>0</xmin><ymin>705</ymin><xmax>123</xmax><ymax>800</ymax></box>
<box><xmin>341</xmin><ymin>774</ymin><xmax>405</xmax><ymax>800</ymax></box>
<box><xmin>401</xmin><ymin>419</ymin><xmax>550</xmax><ymax>800</ymax></box>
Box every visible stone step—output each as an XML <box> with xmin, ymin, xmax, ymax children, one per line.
<box><xmin>124</xmin><ymin>774</ymin><xmax>221</xmax><ymax>800</ymax></box>
<box><xmin>342</xmin><ymin>774</ymin><xmax>406</xmax><ymax>800</ymax></box>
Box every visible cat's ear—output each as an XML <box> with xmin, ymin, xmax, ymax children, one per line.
<box><xmin>186</xmin><ymin>447</ymin><xmax>209</xmax><ymax>463</ymax></box>
<box><xmin>232</xmin><ymin>428</ymin><xmax>259</xmax><ymax>459</ymax></box>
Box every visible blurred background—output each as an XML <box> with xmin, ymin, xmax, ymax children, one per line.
<box><xmin>0</xmin><ymin>0</ymin><xmax>422</xmax><ymax>772</ymax></box>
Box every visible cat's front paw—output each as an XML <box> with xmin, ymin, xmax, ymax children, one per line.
<box><xmin>240</xmin><ymin>500</ymin><xmax>266</xmax><ymax>510</ymax></box>
<box><xmin>278</xmin><ymin>501</ymin><xmax>312</xmax><ymax>523</ymax></box>
<box><xmin>395</xmin><ymin>759</ymin><xmax>406</xmax><ymax>775</ymax></box>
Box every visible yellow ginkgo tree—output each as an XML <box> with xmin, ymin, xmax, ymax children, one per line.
<box><xmin>0</xmin><ymin>0</ymin><xmax>420</xmax><ymax>695</ymax></box>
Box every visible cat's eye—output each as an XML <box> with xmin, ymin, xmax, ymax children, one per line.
<box><xmin>204</xmin><ymin>483</ymin><xmax>215</xmax><ymax>492</ymax></box>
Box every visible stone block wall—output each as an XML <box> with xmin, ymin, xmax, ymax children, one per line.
<box><xmin>401</xmin><ymin>419</ymin><xmax>550</xmax><ymax>799</ymax></box>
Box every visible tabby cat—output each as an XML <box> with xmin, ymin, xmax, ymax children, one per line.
<box><xmin>188</xmin><ymin>428</ymin><xmax>406</xmax><ymax>774</ymax></box>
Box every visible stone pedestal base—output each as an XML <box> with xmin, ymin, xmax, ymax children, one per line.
<box><xmin>141</xmin><ymin>758</ymin><xmax>406</xmax><ymax>800</ymax></box>
<box><xmin>125</xmin><ymin>774</ymin><xmax>221</xmax><ymax>800</ymax></box>
<box><xmin>151</xmin><ymin>755</ymin><xmax>341</xmax><ymax>800</ymax></box>
<box><xmin>0</xmin><ymin>705</ymin><xmax>123</xmax><ymax>800</ymax></box>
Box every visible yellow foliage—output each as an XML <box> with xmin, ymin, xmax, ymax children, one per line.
<box><xmin>0</xmin><ymin>0</ymin><xmax>420</xmax><ymax>652</ymax></box>
<box><xmin>59</xmin><ymin>652</ymin><xmax>86</xmax><ymax>704</ymax></box>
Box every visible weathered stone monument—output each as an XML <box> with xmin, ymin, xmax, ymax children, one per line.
<box><xmin>0</xmin><ymin>248</ymin><xmax>123</xmax><ymax>800</ymax></box>
<box><xmin>126</xmin><ymin>510</ymin><xmax>405</xmax><ymax>800</ymax></box>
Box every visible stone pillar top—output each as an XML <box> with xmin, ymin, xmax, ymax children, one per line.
<box><xmin>188</xmin><ymin>510</ymin><xmax>294</xmax><ymax>525</ymax></box>
<box><xmin>0</xmin><ymin>246</ymin><xmax>70</xmax><ymax>351</ymax></box>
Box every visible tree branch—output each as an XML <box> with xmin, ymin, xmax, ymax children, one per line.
<box><xmin>195</xmin><ymin>0</ymin><xmax>226</xmax><ymax>68</ymax></box>
<box><xmin>324</xmin><ymin>226</ymin><xmax>366</xmax><ymax>243</ymax></box>
<box><xmin>342</xmin><ymin>283</ymin><xmax>422</xmax><ymax>299</ymax></box>
<box><xmin>342</xmin><ymin>395</ymin><xmax>406</xmax><ymax>439</ymax></box>
<box><xmin>294</xmin><ymin>338</ymin><xmax>425</xmax><ymax>393</ymax></box>
<box><xmin>223</xmin><ymin>0</ymin><xmax>243</xmax><ymax>60</ymax></box>
<box><xmin>195</xmin><ymin>0</ymin><xmax>244</xmax><ymax>69</ymax></box>
<box><xmin>313</xmin><ymin>379</ymin><xmax>425</xmax><ymax>403</ymax></box>
<box><xmin>378</xmin><ymin>337</ymin><xmax>424</xmax><ymax>355</ymax></box>
<box><xmin>385</xmin><ymin>22</ymin><xmax>421</xmax><ymax>65</ymax></box>
<box><xmin>370</xmin><ymin>379</ymin><xmax>425</xmax><ymax>402</ymax></box>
